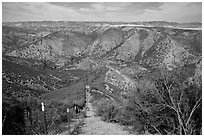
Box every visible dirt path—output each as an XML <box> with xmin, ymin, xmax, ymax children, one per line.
<box><xmin>80</xmin><ymin>88</ymin><xmax>129</xmax><ymax>135</ymax></box>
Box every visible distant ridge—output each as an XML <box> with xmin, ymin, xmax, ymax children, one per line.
<box><xmin>3</xmin><ymin>21</ymin><xmax>202</xmax><ymax>29</ymax></box>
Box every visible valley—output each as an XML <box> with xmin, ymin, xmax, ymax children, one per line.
<box><xmin>2</xmin><ymin>21</ymin><xmax>202</xmax><ymax>135</ymax></box>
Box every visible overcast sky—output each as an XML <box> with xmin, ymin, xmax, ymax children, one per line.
<box><xmin>2</xmin><ymin>2</ymin><xmax>202</xmax><ymax>23</ymax></box>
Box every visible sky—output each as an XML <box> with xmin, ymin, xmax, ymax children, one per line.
<box><xmin>2</xmin><ymin>2</ymin><xmax>202</xmax><ymax>23</ymax></box>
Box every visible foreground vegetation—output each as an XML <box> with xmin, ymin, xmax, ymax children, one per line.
<box><xmin>91</xmin><ymin>68</ymin><xmax>202</xmax><ymax>135</ymax></box>
<box><xmin>2</xmin><ymin>76</ymin><xmax>86</xmax><ymax>135</ymax></box>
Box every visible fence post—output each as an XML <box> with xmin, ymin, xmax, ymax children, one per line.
<box><xmin>67</xmin><ymin>108</ymin><xmax>70</xmax><ymax>129</ymax></box>
<box><xmin>41</xmin><ymin>102</ymin><xmax>48</xmax><ymax>135</ymax></box>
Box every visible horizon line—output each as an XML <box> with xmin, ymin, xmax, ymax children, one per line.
<box><xmin>2</xmin><ymin>20</ymin><xmax>202</xmax><ymax>24</ymax></box>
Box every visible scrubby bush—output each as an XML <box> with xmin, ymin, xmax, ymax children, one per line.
<box><xmin>123</xmin><ymin>69</ymin><xmax>202</xmax><ymax>135</ymax></box>
<box><xmin>92</xmin><ymin>68</ymin><xmax>202</xmax><ymax>135</ymax></box>
<box><xmin>2</xmin><ymin>97</ymin><xmax>78</xmax><ymax>135</ymax></box>
<box><xmin>92</xmin><ymin>98</ymin><xmax>120</xmax><ymax>122</ymax></box>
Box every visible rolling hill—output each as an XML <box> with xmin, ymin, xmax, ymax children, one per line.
<box><xmin>2</xmin><ymin>21</ymin><xmax>202</xmax><ymax>135</ymax></box>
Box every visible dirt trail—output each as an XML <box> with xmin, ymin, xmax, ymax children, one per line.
<box><xmin>80</xmin><ymin>88</ymin><xmax>129</xmax><ymax>135</ymax></box>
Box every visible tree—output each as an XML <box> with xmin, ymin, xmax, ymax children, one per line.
<box><xmin>154</xmin><ymin>69</ymin><xmax>202</xmax><ymax>135</ymax></box>
<box><xmin>127</xmin><ymin>68</ymin><xmax>201</xmax><ymax>135</ymax></box>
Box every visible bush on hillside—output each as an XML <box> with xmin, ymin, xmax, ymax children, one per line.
<box><xmin>124</xmin><ymin>69</ymin><xmax>202</xmax><ymax>135</ymax></box>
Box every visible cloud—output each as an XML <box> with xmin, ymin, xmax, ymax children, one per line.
<box><xmin>3</xmin><ymin>2</ymin><xmax>88</xmax><ymax>22</ymax></box>
<box><xmin>49</xmin><ymin>2</ymin><xmax>93</xmax><ymax>10</ymax></box>
<box><xmin>137</xmin><ymin>2</ymin><xmax>202</xmax><ymax>22</ymax></box>
<box><xmin>90</xmin><ymin>3</ymin><xmax>127</xmax><ymax>12</ymax></box>
<box><xmin>50</xmin><ymin>2</ymin><xmax>130</xmax><ymax>13</ymax></box>
<box><xmin>79</xmin><ymin>8</ymin><xmax>92</xmax><ymax>12</ymax></box>
<box><xmin>50</xmin><ymin>2</ymin><xmax>162</xmax><ymax>13</ymax></box>
<box><xmin>2</xmin><ymin>2</ymin><xmax>202</xmax><ymax>23</ymax></box>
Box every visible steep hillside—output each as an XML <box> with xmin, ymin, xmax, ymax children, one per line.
<box><xmin>5</xmin><ymin>31</ymin><xmax>95</xmax><ymax>63</ymax></box>
<box><xmin>88</xmin><ymin>28</ymin><xmax>124</xmax><ymax>56</ymax></box>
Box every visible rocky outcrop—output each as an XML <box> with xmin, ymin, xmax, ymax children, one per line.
<box><xmin>105</xmin><ymin>67</ymin><xmax>136</xmax><ymax>91</ymax></box>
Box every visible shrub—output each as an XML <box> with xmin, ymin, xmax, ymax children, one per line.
<box><xmin>2</xmin><ymin>97</ymin><xmax>78</xmax><ymax>135</ymax></box>
<box><xmin>93</xmin><ymin>98</ymin><xmax>120</xmax><ymax>122</ymax></box>
<box><xmin>123</xmin><ymin>69</ymin><xmax>202</xmax><ymax>135</ymax></box>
